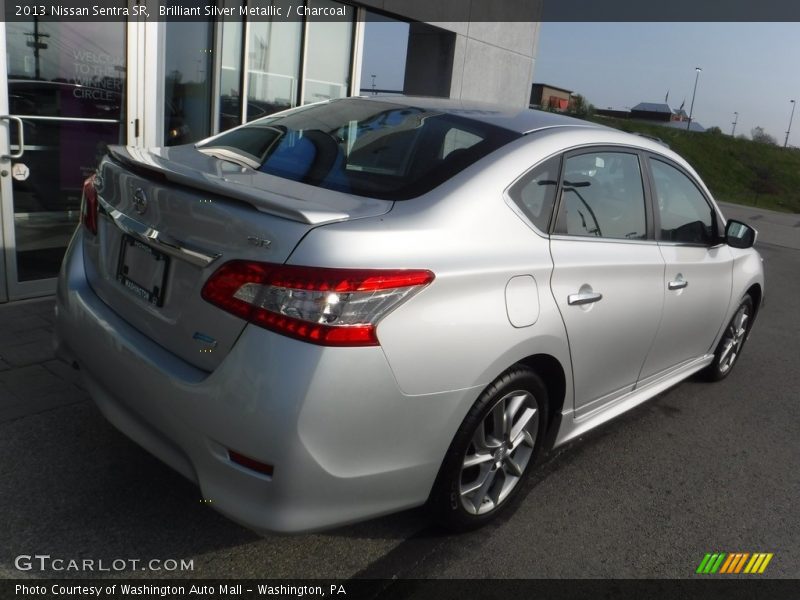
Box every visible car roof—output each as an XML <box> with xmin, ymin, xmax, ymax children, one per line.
<box><xmin>355</xmin><ymin>95</ymin><xmax>607</xmax><ymax>135</ymax></box>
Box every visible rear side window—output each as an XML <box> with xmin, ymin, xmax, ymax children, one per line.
<box><xmin>199</xmin><ymin>98</ymin><xmax>520</xmax><ymax>200</ymax></box>
<box><xmin>554</xmin><ymin>151</ymin><xmax>647</xmax><ymax>240</ymax></box>
<box><xmin>507</xmin><ymin>155</ymin><xmax>560</xmax><ymax>232</ymax></box>
<box><xmin>649</xmin><ymin>159</ymin><xmax>716</xmax><ymax>245</ymax></box>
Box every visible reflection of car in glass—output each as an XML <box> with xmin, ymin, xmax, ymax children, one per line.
<box><xmin>55</xmin><ymin>97</ymin><xmax>764</xmax><ymax>534</ymax></box>
<box><xmin>8</xmin><ymin>79</ymin><xmax>124</xmax><ymax>253</ymax></box>
<box><xmin>8</xmin><ymin>79</ymin><xmax>124</xmax><ymax>211</ymax></box>
<box><xmin>218</xmin><ymin>95</ymin><xmax>283</xmax><ymax>132</ymax></box>
<box><xmin>164</xmin><ymin>99</ymin><xmax>191</xmax><ymax>146</ymax></box>
<box><xmin>8</xmin><ymin>78</ymin><xmax>123</xmax><ymax>119</ymax></box>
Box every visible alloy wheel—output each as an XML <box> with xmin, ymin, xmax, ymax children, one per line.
<box><xmin>459</xmin><ymin>390</ymin><xmax>539</xmax><ymax>515</ymax></box>
<box><xmin>718</xmin><ymin>304</ymin><xmax>750</xmax><ymax>375</ymax></box>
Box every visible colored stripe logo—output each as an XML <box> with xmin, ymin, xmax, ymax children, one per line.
<box><xmin>696</xmin><ymin>552</ymin><xmax>773</xmax><ymax>574</ymax></box>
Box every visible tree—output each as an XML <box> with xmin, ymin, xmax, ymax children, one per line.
<box><xmin>706</xmin><ymin>126</ymin><xmax>722</xmax><ymax>135</ymax></box>
<box><xmin>569</xmin><ymin>94</ymin><xmax>594</xmax><ymax>118</ymax></box>
<box><xmin>751</xmin><ymin>126</ymin><xmax>777</xmax><ymax>145</ymax></box>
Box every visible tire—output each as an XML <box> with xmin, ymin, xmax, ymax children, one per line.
<box><xmin>704</xmin><ymin>294</ymin><xmax>754</xmax><ymax>382</ymax></box>
<box><xmin>430</xmin><ymin>365</ymin><xmax>548</xmax><ymax>531</ymax></box>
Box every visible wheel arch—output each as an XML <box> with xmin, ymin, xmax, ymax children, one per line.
<box><xmin>428</xmin><ymin>355</ymin><xmax>564</xmax><ymax>526</ymax></box>
<box><xmin>516</xmin><ymin>353</ymin><xmax>566</xmax><ymax>431</ymax></box>
<box><xmin>745</xmin><ymin>282</ymin><xmax>763</xmax><ymax>321</ymax></box>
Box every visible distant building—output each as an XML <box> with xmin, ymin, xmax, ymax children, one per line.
<box><xmin>530</xmin><ymin>83</ymin><xmax>572</xmax><ymax>111</ymax></box>
<box><xmin>664</xmin><ymin>120</ymin><xmax>706</xmax><ymax>132</ymax></box>
<box><xmin>597</xmin><ymin>101</ymin><xmax>704</xmax><ymax>132</ymax></box>
<box><xmin>594</xmin><ymin>108</ymin><xmax>630</xmax><ymax>119</ymax></box>
<box><xmin>630</xmin><ymin>102</ymin><xmax>673</xmax><ymax>122</ymax></box>
<box><xmin>631</xmin><ymin>101</ymin><xmax>692</xmax><ymax>123</ymax></box>
<box><xmin>672</xmin><ymin>107</ymin><xmax>689</xmax><ymax>122</ymax></box>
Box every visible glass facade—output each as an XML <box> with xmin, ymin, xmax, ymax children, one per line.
<box><xmin>302</xmin><ymin>0</ymin><xmax>354</xmax><ymax>104</ymax></box>
<box><xmin>1</xmin><ymin>2</ymin><xmax>360</xmax><ymax>298</ymax></box>
<box><xmin>247</xmin><ymin>1</ymin><xmax>303</xmax><ymax>117</ymax></box>
<box><xmin>218</xmin><ymin>0</ymin><xmax>245</xmax><ymax>132</ymax></box>
<box><xmin>4</xmin><ymin>20</ymin><xmax>126</xmax><ymax>283</ymax></box>
<box><xmin>165</xmin><ymin>0</ymin><xmax>354</xmax><ymax>144</ymax></box>
<box><xmin>164</xmin><ymin>14</ymin><xmax>215</xmax><ymax>145</ymax></box>
<box><xmin>360</xmin><ymin>11</ymin><xmax>409</xmax><ymax>95</ymax></box>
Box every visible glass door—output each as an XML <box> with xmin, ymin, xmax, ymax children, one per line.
<box><xmin>0</xmin><ymin>20</ymin><xmax>127</xmax><ymax>301</ymax></box>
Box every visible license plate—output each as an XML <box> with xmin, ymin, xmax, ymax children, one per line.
<box><xmin>116</xmin><ymin>236</ymin><xmax>169</xmax><ymax>306</ymax></box>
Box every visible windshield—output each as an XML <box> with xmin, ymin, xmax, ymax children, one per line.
<box><xmin>198</xmin><ymin>98</ymin><xmax>520</xmax><ymax>200</ymax></box>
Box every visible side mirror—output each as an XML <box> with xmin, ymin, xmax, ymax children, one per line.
<box><xmin>725</xmin><ymin>219</ymin><xmax>757</xmax><ymax>249</ymax></box>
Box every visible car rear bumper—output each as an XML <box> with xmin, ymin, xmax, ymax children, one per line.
<box><xmin>54</xmin><ymin>231</ymin><xmax>478</xmax><ymax>533</ymax></box>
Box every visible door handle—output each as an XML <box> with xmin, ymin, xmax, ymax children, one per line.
<box><xmin>0</xmin><ymin>115</ymin><xmax>25</xmax><ymax>160</ymax></box>
<box><xmin>668</xmin><ymin>279</ymin><xmax>688</xmax><ymax>290</ymax></box>
<box><xmin>568</xmin><ymin>291</ymin><xmax>603</xmax><ymax>306</ymax></box>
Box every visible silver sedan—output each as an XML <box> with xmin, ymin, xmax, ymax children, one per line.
<box><xmin>55</xmin><ymin>96</ymin><xmax>763</xmax><ymax>532</ymax></box>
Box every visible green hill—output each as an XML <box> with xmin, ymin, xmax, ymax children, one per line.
<box><xmin>589</xmin><ymin>116</ymin><xmax>800</xmax><ymax>213</ymax></box>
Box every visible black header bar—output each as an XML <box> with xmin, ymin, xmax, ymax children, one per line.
<box><xmin>4</xmin><ymin>579</ymin><xmax>800</xmax><ymax>600</ymax></box>
<box><xmin>5</xmin><ymin>0</ymin><xmax>800</xmax><ymax>23</ymax></box>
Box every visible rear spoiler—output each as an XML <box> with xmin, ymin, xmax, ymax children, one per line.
<box><xmin>106</xmin><ymin>145</ymin><xmax>391</xmax><ymax>226</ymax></box>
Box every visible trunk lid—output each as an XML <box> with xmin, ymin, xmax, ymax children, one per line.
<box><xmin>83</xmin><ymin>144</ymin><xmax>392</xmax><ymax>372</ymax></box>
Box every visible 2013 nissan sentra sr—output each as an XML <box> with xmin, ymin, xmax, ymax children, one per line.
<box><xmin>55</xmin><ymin>96</ymin><xmax>763</xmax><ymax>533</ymax></box>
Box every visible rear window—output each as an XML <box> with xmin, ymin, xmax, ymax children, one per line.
<box><xmin>198</xmin><ymin>98</ymin><xmax>520</xmax><ymax>200</ymax></box>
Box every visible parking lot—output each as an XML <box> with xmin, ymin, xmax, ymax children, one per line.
<box><xmin>1</xmin><ymin>204</ymin><xmax>798</xmax><ymax>581</ymax></box>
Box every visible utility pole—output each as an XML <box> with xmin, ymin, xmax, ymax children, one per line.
<box><xmin>784</xmin><ymin>100</ymin><xmax>796</xmax><ymax>148</ymax></box>
<box><xmin>25</xmin><ymin>18</ymin><xmax>50</xmax><ymax>81</ymax></box>
<box><xmin>687</xmin><ymin>67</ymin><xmax>702</xmax><ymax>131</ymax></box>
<box><xmin>731</xmin><ymin>112</ymin><xmax>738</xmax><ymax>136</ymax></box>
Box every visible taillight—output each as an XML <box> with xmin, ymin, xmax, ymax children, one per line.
<box><xmin>81</xmin><ymin>174</ymin><xmax>98</xmax><ymax>235</ymax></box>
<box><xmin>201</xmin><ymin>261</ymin><xmax>434</xmax><ymax>347</ymax></box>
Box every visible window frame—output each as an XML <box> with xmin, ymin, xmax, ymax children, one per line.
<box><xmin>549</xmin><ymin>145</ymin><xmax>656</xmax><ymax>243</ymax></box>
<box><xmin>503</xmin><ymin>152</ymin><xmax>563</xmax><ymax>238</ymax></box>
<box><xmin>644</xmin><ymin>153</ymin><xmax>724</xmax><ymax>248</ymax></box>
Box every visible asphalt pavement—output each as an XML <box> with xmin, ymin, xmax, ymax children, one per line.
<box><xmin>0</xmin><ymin>204</ymin><xmax>798</xmax><ymax>581</ymax></box>
<box><xmin>719</xmin><ymin>201</ymin><xmax>800</xmax><ymax>250</ymax></box>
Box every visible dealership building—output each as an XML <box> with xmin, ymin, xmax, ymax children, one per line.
<box><xmin>0</xmin><ymin>1</ymin><xmax>539</xmax><ymax>302</ymax></box>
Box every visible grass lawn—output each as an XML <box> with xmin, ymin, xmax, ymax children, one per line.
<box><xmin>589</xmin><ymin>116</ymin><xmax>800</xmax><ymax>214</ymax></box>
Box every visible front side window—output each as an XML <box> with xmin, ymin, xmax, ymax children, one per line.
<box><xmin>554</xmin><ymin>151</ymin><xmax>647</xmax><ymax>240</ymax></box>
<box><xmin>199</xmin><ymin>98</ymin><xmax>520</xmax><ymax>199</ymax></box>
<box><xmin>507</xmin><ymin>155</ymin><xmax>560</xmax><ymax>232</ymax></box>
<box><xmin>650</xmin><ymin>159</ymin><xmax>716</xmax><ymax>245</ymax></box>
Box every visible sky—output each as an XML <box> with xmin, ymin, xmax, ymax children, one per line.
<box><xmin>359</xmin><ymin>16</ymin><xmax>409</xmax><ymax>93</ymax></box>
<box><xmin>534</xmin><ymin>22</ymin><xmax>800</xmax><ymax>144</ymax></box>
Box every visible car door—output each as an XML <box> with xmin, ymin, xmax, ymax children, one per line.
<box><xmin>637</xmin><ymin>156</ymin><xmax>734</xmax><ymax>381</ymax></box>
<box><xmin>549</xmin><ymin>148</ymin><xmax>665</xmax><ymax>413</ymax></box>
